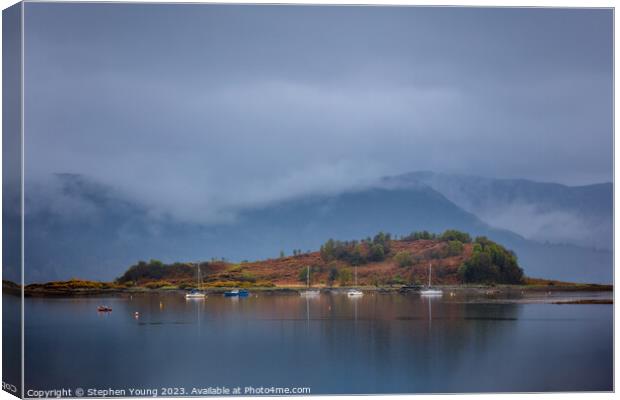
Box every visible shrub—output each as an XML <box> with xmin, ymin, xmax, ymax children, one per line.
<box><xmin>339</xmin><ymin>268</ymin><xmax>353</xmax><ymax>286</ymax></box>
<box><xmin>239</xmin><ymin>272</ymin><xmax>257</xmax><ymax>283</ymax></box>
<box><xmin>402</xmin><ymin>230</ymin><xmax>437</xmax><ymax>241</ymax></box>
<box><xmin>440</xmin><ymin>229</ymin><xmax>472</xmax><ymax>243</ymax></box>
<box><xmin>394</xmin><ymin>251</ymin><xmax>414</xmax><ymax>267</ymax></box>
<box><xmin>367</xmin><ymin>243</ymin><xmax>385</xmax><ymax>262</ymax></box>
<box><xmin>327</xmin><ymin>265</ymin><xmax>339</xmax><ymax>287</ymax></box>
<box><xmin>144</xmin><ymin>280</ymin><xmax>172</xmax><ymax>289</ymax></box>
<box><xmin>388</xmin><ymin>274</ymin><xmax>405</xmax><ymax>286</ymax></box>
<box><xmin>444</xmin><ymin>240</ymin><xmax>464</xmax><ymax>256</ymax></box>
<box><xmin>298</xmin><ymin>267</ymin><xmax>312</xmax><ymax>283</ymax></box>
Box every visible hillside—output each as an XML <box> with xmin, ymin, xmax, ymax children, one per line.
<box><xmin>22</xmin><ymin>173</ymin><xmax>612</xmax><ymax>284</ymax></box>
<box><xmin>388</xmin><ymin>171</ymin><xmax>613</xmax><ymax>250</ymax></box>
<box><xmin>114</xmin><ymin>231</ymin><xmax>523</xmax><ymax>288</ymax></box>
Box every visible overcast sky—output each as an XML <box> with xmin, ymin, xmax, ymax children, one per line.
<box><xmin>24</xmin><ymin>4</ymin><xmax>613</xmax><ymax>224</ymax></box>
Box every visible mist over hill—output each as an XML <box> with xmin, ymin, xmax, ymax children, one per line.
<box><xmin>386</xmin><ymin>171</ymin><xmax>613</xmax><ymax>250</ymax></box>
<box><xmin>22</xmin><ymin>172</ymin><xmax>612</xmax><ymax>284</ymax></box>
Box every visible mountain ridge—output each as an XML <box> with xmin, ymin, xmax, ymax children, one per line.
<box><xmin>385</xmin><ymin>171</ymin><xmax>612</xmax><ymax>250</ymax></box>
<box><xmin>21</xmin><ymin>172</ymin><xmax>612</xmax><ymax>284</ymax></box>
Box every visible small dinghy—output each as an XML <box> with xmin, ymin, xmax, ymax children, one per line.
<box><xmin>224</xmin><ymin>289</ymin><xmax>249</xmax><ymax>297</ymax></box>
<box><xmin>97</xmin><ymin>306</ymin><xmax>112</xmax><ymax>312</ymax></box>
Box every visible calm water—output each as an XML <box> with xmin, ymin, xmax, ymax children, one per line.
<box><xmin>19</xmin><ymin>292</ymin><xmax>612</xmax><ymax>395</ymax></box>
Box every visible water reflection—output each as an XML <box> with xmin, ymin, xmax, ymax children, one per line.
<box><xmin>23</xmin><ymin>292</ymin><xmax>612</xmax><ymax>394</ymax></box>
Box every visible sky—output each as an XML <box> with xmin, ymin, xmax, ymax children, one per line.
<box><xmin>23</xmin><ymin>4</ymin><xmax>613</xmax><ymax>225</ymax></box>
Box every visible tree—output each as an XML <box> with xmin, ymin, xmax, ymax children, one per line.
<box><xmin>319</xmin><ymin>231</ymin><xmax>394</xmax><ymax>265</ymax></box>
<box><xmin>339</xmin><ymin>268</ymin><xmax>353</xmax><ymax>286</ymax></box>
<box><xmin>372</xmin><ymin>232</ymin><xmax>392</xmax><ymax>255</ymax></box>
<box><xmin>444</xmin><ymin>240</ymin><xmax>464</xmax><ymax>256</ymax></box>
<box><xmin>368</xmin><ymin>243</ymin><xmax>385</xmax><ymax>262</ymax></box>
<box><xmin>350</xmin><ymin>244</ymin><xmax>365</xmax><ymax>266</ymax></box>
<box><xmin>394</xmin><ymin>251</ymin><xmax>414</xmax><ymax>267</ymax></box>
<box><xmin>403</xmin><ymin>230</ymin><xmax>436</xmax><ymax>241</ymax></box>
<box><xmin>298</xmin><ymin>266</ymin><xmax>312</xmax><ymax>284</ymax></box>
<box><xmin>327</xmin><ymin>265</ymin><xmax>339</xmax><ymax>287</ymax></box>
<box><xmin>320</xmin><ymin>239</ymin><xmax>336</xmax><ymax>261</ymax></box>
<box><xmin>440</xmin><ymin>229</ymin><xmax>472</xmax><ymax>243</ymax></box>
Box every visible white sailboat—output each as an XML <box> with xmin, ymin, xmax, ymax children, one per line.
<box><xmin>420</xmin><ymin>263</ymin><xmax>443</xmax><ymax>296</ymax></box>
<box><xmin>300</xmin><ymin>265</ymin><xmax>320</xmax><ymax>296</ymax></box>
<box><xmin>186</xmin><ymin>262</ymin><xmax>206</xmax><ymax>299</ymax></box>
<box><xmin>347</xmin><ymin>265</ymin><xmax>363</xmax><ymax>297</ymax></box>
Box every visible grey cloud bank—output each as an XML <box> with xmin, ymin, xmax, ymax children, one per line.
<box><xmin>23</xmin><ymin>4</ymin><xmax>612</xmax><ymax>224</ymax></box>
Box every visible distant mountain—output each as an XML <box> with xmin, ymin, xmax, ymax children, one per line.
<box><xmin>22</xmin><ymin>173</ymin><xmax>612</xmax><ymax>284</ymax></box>
<box><xmin>385</xmin><ymin>171</ymin><xmax>613</xmax><ymax>250</ymax></box>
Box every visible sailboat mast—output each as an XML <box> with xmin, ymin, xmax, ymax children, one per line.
<box><xmin>355</xmin><ymin>266</ymin><xmax>358</xmax><ymax>287</ymax></box>
<box><xmin>428</xmin><ymin>263</ymin><xmax>431</xmax><ymax>287</ymax></box>
<box><xmin>307</xmin><ymin>265</ymin><xmax>310</xmax><ymax>289</ymax></box>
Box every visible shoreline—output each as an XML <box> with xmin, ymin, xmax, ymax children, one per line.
<box><xmin>4</xmin><ymin>281</ymin><xmax>613</xmax><ymax>298</ymax></box>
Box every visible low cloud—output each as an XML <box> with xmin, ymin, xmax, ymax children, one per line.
<box><xmin>478</xmin><ymin>203</ymin><xmax>612</xmax><ymax>250</ymax></box>
<box><xmin>23</xmin><ymin>4</ymin><xmax>612</xmax><ymax>225</ymax></box>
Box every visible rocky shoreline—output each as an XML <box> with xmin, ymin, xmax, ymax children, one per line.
<box><xmin>3</xmin><ymin>279</ymin><xmax>612</xmax><ymax>299</ymax></box>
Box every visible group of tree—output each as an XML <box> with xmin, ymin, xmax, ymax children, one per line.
<box><xmin>402</xmin><ymin>230</ymin><xmax>437</xmax><ymax>241</ymax></box>
<box><xmin>438</xmin><ymin>229</ymin><xmax>472</xmax><ymax>243</ymax></box>
<box><xmin>458</xmin><ymin>236</ymin><xmax>524</xmax><ymax>284</ymax></box>
<box><xmin>298</xmin><ymin>262</ymin><xmax>356</xmax><ymax>287</ymax></box>
<box><xmin>320</xmin><ymin>232</ymin><xmax>392</xmax><ymax>265</ymax></box>
<box><xmin>402</xmin><ymin>229</ymin><xmax>472</xmax><ymax>244</ymax></box>
<box><xmin>298</xmin><ymin>264</ymin><xmax>325</xmax><ymax>284</ymax></box>
<box><xmin>116</xmin><ymin>259</ymin><xmax>200</xmax><ymax>284</ymax></box>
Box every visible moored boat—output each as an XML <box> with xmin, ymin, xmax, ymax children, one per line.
<box><xmin>97</xmin><ymin>306</ymin><xmax>112</xmax><ymax>312</ymax></box>
<box><xmin>185</xmin><ymin>262</ymin><xmax>206</xmax><ymax>299</ymax></box>
<box><xmin>347</xmin><ymin>265</ymin><xmax>364</xmax><ymax>297</ymax></box>
<box><xmin>224</xmin><ymin>289</ymin><xmax>249</xmax><ymax>297</ymax></box>
<box><xmin>420</xmin><ymin>263</ymin><xmax>443</xmax><ymax>297</ymax></box>
<box><xmin>300</xmin><ymin>265</ymin><xmax>320</xmax><ymax>297</ymax></box>
<box><xmin>185</xmin><ymin>289</ymin><xmax>206</xmax><ymax>299</ymax></box>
